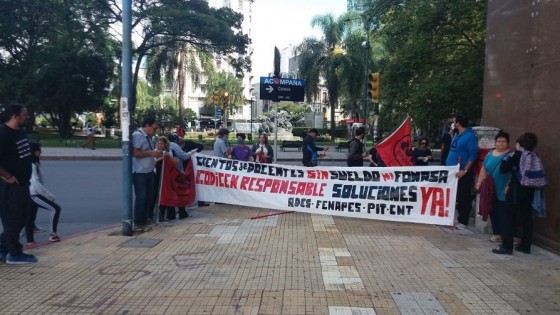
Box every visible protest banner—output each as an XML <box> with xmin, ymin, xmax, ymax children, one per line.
<box><xmin>193</xmin><ymin>154</ymin><xmax>459</xmax><ymax>226</ymax></box>
<box><xmin>376</xmin><ymin>116</ymin><xmax>414</xmax><ymax>166</ymax></box>
<box><xmin>159</xmin><ymin>156</ymin><xmax>196</xmax><ymax>207</ymax></box>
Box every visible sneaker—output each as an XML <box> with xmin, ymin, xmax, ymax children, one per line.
<box><xmin>492</xmin><ymin>245</ymin><xmax>513</xmax><ymax>255</ymax></box>
<box><xmin>132</xmin><ymin>226</ymin><xmax>144</xmax><ymax>233</ymax></box>
<box><xmin>26</xmin><ymin>242</ymin><xmax>37</xmax><ymax>247</ymax></box>
<box><xmin>6</xmin><ymin>253</ymin><xmax>38</xmax><ymax>264</ymax></box>
<box><xmin>34</xmin><ymin>226</ymin><xmax>46</xmax><ymax>233</ymax></box>
<box><xmin>49</xmin><ymin>233</ymin><xmax>60</xmax><ymax>242</ymax></box>
<box><xmin>490</xmin><ymin>235</ymin><xmax>502</xmax><ymax>243</ymax></box>
<box><xmin>455</xmin><ymin>223</ymin><xmax>467</xmax><ymax>230</ymax></box>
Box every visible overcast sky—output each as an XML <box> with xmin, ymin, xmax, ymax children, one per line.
<box><xmin>251</xmin><ymin>0</ymin><xmax>347</xmax><ymax>77</ymax></box>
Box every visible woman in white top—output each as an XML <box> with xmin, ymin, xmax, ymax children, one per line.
<box><xmin>27</xmin><ymin>142</ymin><xmax>62</xmax><ymax>243</ymax></box>
<box><xmin>251</xmin><ymin>133</ymin><xmax>274</xmax><ymax>163</ymax></box>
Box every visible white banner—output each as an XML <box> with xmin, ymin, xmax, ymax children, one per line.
<box><xmin>193</xmin><ymin>154</ymin><xmax>459</xmax><ymax>226</ymax></box>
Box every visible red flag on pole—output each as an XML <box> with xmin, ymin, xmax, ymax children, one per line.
<box><xmin>159</xmin><ymin>156</ymin><xmax>196</xmax><ymax>207</ymax></box>
<box><xmin>375</xmin><ymin>116</ymin><xmax>414</xmax><ymax>166</ymax></box>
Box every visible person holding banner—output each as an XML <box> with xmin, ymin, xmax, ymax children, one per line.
<box><xmin>168</xmin><ymin>133</ymin><xmax>198</xmax><ymax>219</ymax></box>
<box><xmin>155</xmin><ymin>137</ymin><xmax>178</xmax><ymax>222</ymax></box>
<box><xmin>347</xmin><ymin>127</ymin><xmax>367</xmax><ymax>167</ymax></box>
<box><xmin>366</xmin><ymin>146</ymin><xmax>385</xmax><ymax>167</ymax></box>
<box><xmin>252</xmin><ymin>133</ymin><xmax>274</xmax><ymax>163</ymax></box>
<box><xmin>445</xmin><ymin>115</ymin><xmax>479</xmax><ymax>229</ymax></box>
<box><xmin>302</xmin><ymin>128</ymin><xmax>329</xmax><ymax>167</ymax></box>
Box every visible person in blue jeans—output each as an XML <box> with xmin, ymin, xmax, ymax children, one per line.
<box><xmin>0</xmin><ymin>104</ymin><xmax>37</xmax><ymax>264</ymax></box>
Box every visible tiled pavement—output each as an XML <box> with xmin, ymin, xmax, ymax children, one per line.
<box><xmin>1</xmin><ymin>204</ymin><xmax>559</xmax><ymax>314</ymax></box>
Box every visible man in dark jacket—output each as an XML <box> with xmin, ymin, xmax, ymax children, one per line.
<box><xmin>347</xmin><ymin>127</ymin><xmax>367</xmax><ymax>167</ymax></box>
<box><xmin>302</xmin><ymin>128</ymin><xmax>329</xmax><ymax>167</ymax></box>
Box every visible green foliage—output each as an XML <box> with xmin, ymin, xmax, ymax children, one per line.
<box><xmin>0</xmin><ymin>0</ymin><xmax>118</xmax><ymax>138</ymax></box>
<box><xmin>121</xmin><ymin>0</ymin><xmax>251</xmax><ymax>109</ymax></box>
<box><xmin>369</xmin><ymin>0</ymin><xmax>486</xmax><ymax>133</ymax></box>
<box><xmin>296</xmin><ymin>14</ymin><xmax>346</xmax><ymax>133</ymax></box>
<box><xmin>277</xmin><ymin>102</ymin><xmax>310</xmax><ymax>122</ymax></box>
<box><xmin>204</xmin><ymin>71</ymin><xmax>244</xmax><ymax>126</ymax></box>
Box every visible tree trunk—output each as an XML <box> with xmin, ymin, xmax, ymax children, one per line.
<box><xmin>176</xmin><ymin>49</ymin><xmax>185</xmax><ymax>126</ymax></box>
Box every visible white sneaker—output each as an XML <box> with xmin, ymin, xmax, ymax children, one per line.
<box><xmin>455</xmin><ymin>223</ymin><xmax>467</xmax><ymax>230</ymax></box>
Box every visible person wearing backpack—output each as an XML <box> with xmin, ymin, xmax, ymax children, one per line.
<box><xmin>493</xmin><ymin>132</ymin><xmax>540</xmax><ymax>255</ymax></box>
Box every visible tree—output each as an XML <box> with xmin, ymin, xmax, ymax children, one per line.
<box><xmin>146</xmin><ymin>43</ymin><xmax>215</xmax><ymax>126</ymax></box>
<box><xmin>204</xmin><ymin>71</ymin><xmax>244</xmax><ymax>128</ymax></box>
<box><xmin>0</xmin><ymin>0</ymin><xmax>118</xmax><ymax>137</ymax></box>
<box><xmin>102</xmin><ymin>0</ymin><xmax>251</xmax><ymax>111</ymax></box>
<box><xmin>296</xmin><ymin>14</ymin><xmax>345</xmax><ymax>134</ymax></box>
<box><xmin>369</xmin><ymin>0</ymin><xmax>487</xmax><ymax>133</ymax></box>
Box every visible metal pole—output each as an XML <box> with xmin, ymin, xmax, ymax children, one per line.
<box><xmin>121</xmin><ymin>0</ymin><xmax>133</xmax><ymax>236</ymax></box>
<box><xmin>273</xmin><ymin>101</ymin><xmax>278</xmax><ymax>164</ymax></box>
<box><xmin>250</xmin><ymin>98</ymin><xmax>254</xmax><ymax>142</ymax></box>
<box><xmin>362</xmin><ymin>19</ymin><xmax>370</xmax><ymax>128</ymax></box>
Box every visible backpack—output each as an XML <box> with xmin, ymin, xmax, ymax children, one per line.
<box><xmin>518</xmin><ymin>151</ymin><xmax>547</xmax><ymax>187</ymax></box>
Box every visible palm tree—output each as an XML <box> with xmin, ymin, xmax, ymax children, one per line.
<box><xmin>296</xmin><ymin>14</ymin><xmax>345</xmax><ymax>134</ymax></box>
<box><xmin>146</xmin><ymin>42</ymin><xmax>214</xmax><ymax>127</ymax></box>
<box><xmin>205</xmin><ymin>71</ymin><xmax>244</xmax><ymax>128</ymax></box>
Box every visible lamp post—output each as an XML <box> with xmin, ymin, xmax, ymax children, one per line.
<box><xmin>362</xmin><ymin>33</ymin><xmax>369</xmax><ymax>127</ymax></box>
<box><xmin>250</xmin><ymin>96</ymin><xmax>255</xmax><ymax>141</ymax></box>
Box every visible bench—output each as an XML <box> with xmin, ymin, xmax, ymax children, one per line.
<box><xmin>280</xmin><ymin>140</ymin><xmax>303</xmax><ymax>151</ymax></box>
<box><xmin>335</xmin><ymin>141</ymin><xmax>351</xmax><ymax>152</ymax></box>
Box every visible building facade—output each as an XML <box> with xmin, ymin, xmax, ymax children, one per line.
<box><xmin>482</xmin><ymin>0</ymin><xmax>560</xmax><ymax>253</ymax></box>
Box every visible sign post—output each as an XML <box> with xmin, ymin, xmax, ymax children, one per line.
<box><xmin>259</xmin><ymin>77</ymin><xmax>305</xmax><ymax>102</ymax></box>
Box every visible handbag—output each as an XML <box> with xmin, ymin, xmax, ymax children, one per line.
<box><xmin>477</xmin><ymin>158</ymin><xmax>500</xmax><ymax>221</ymax></box>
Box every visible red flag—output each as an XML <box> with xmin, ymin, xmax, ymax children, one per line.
<box><xmin>159</xmin><ymin>156</ymin><xmax>196</xmax><ymax>207</ymax></box>
<box><xmin>376</xmin><ymin>116</ymin><xmax>414</xmax><ymax>166</ymax></box>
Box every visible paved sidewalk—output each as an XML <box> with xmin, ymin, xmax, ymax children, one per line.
<box><xmin>1</xmin><ymin>204</ymin><xmax>559</xmax><ymax>314</ymax></box>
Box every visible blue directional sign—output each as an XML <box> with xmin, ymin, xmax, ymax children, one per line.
<box><xmin>259</xmin><ymin>77</ymin><xmax>305</xmax><ymax>102</ymax></box>
<box><xmin>215</xmin><ymin>107</ymin><xmax>223</xmax><ymax>118</ymax></box>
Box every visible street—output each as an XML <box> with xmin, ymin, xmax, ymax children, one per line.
<box><xmin>28</xmin><ymin>161</ymin><xmax>122</xmax><ymax>243</ymax></box>
<box><xmin>25</xmin><ymin>158</ymin><xmax>350</xmax><ymax>243</ymax></box>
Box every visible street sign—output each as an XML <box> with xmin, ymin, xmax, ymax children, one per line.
<box><xmin>259</xmin><ymin>77</ymin><xmax>305</xmax><ymax>102</ymax></box>
<box><xmin>215</xmin><ymin>107</ymin><xmax>223</xmax><ymax>118</ymax></box>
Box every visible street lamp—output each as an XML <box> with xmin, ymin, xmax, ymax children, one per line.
<box><xmin>250</xmin><ymin>96</ymin><xmax>255</xmax><ymax>141</ymax></box>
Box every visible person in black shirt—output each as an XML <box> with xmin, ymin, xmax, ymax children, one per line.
<box><xmin>347</xmin><ymin>127</ymin><xmax>367</xmax><ymax>167</ymax></box>
<box><xmin>0</xmin><ymin>104</ymin><xmax>37</xmax><ymax>264</ymax></box>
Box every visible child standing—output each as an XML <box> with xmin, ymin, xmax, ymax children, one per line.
<box><xmin>27</xmin><ymin>142</ymin><xmax>62</xmax><ymax>243</ymax></box>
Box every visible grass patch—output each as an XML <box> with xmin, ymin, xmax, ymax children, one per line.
<box><xmin>28</xmin><ymin>133</ymin><xmax>122</xmax><ymax>148</ymax></box>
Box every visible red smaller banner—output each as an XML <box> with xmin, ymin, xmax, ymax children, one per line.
<box><xmin>159</xmin><ymin>156</ymin><xmax>196</xmax><ymax>207</ymax></box>
<box><xmin>376</xmin><ymin>116</ymin><xmax>414</xmax><ymax>167</ymax></box>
